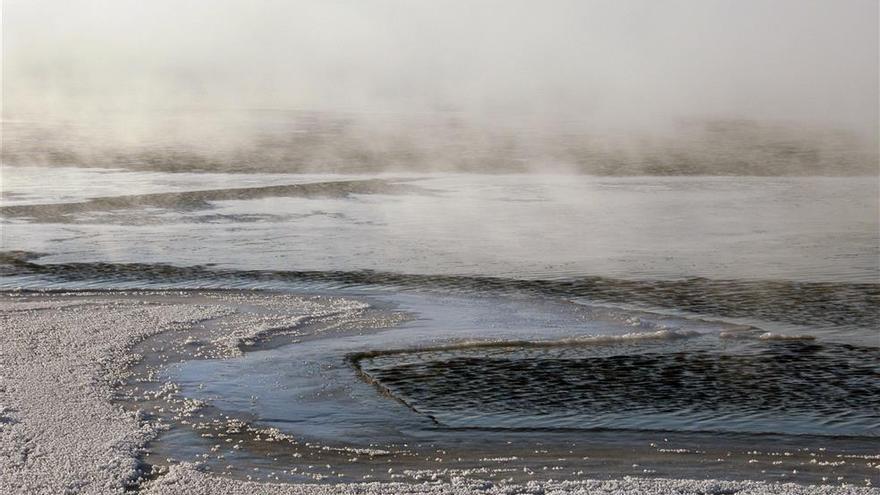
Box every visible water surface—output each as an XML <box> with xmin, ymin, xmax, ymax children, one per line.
<box><xmin>1</xmin><ymin>168</ymin><xmax>878</xmax><ymax>484</ymax></box>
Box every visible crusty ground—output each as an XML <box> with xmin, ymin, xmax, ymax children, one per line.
<box><xmin>0</xmin><ymin>294</ymin><xmax>230</xmax><ymax>494</ymax></box>
<box><xmin>144</xmin><ymin>464</ymin><xmax>880</xmax><ymax>495</ymax></box>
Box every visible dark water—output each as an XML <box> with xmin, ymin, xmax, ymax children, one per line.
<box><xmin>2</xmin><ymin>250</ymin><xmax>878</xmax><ymax>329</ymax></box>
<box><xmin>355</xmin><ymin>339</ymin><xmax>880</xmax><ymax>435</ymax></box>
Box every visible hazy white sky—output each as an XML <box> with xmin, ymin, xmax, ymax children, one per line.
<box><xmin>3</xmin><ymin>0</ymin><xmax>878</xmax><ymax>136</ymax></box>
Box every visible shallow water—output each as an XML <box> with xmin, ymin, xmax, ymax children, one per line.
<box><xmin>147</xmin><ymin>290</ymin><xmax>878</xmax><ymax>485</ymax></box>
<box><xmin>170</xmin><ymin>292</ymin><xmax>880</xmax><ymax>440</ymax></box>
<box><xmin>1</xmin><ymin>168</ymin><xmax>878</xmax><ymax>484</ymax></box>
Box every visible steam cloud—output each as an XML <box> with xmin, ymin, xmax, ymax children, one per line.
<box><xmin>3</xmin><ymin>0</ymin><xmax>878</xmax><ymax>174</ymax></box>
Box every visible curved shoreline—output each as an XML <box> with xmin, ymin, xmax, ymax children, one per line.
<box><xmin>1</xmin><ymin>290</ymin><xmax>877</xmax><ymax>494</ymax></box>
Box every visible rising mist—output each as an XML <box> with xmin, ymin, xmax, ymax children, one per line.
<box><xmin>3</xmin><ymin>0</ymin><xmax>878</xmax><ymax>174</ymax></box>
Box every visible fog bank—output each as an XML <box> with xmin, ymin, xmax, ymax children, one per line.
<box><xmin>3</xmin><ymin>0</ymin><xmax>878</xmax><ymax>174</ymax></box>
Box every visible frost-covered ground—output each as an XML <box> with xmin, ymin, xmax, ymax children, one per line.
<box><xmin>1</xmin><ymin>291</ymin><xmax>876</xmax><ymax>495</ymax></box>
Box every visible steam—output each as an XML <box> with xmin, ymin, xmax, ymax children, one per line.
<box><xmin>3</xmin><ymin>0</ymin><xmax>878</xmax><ymax>174</ymax></box>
